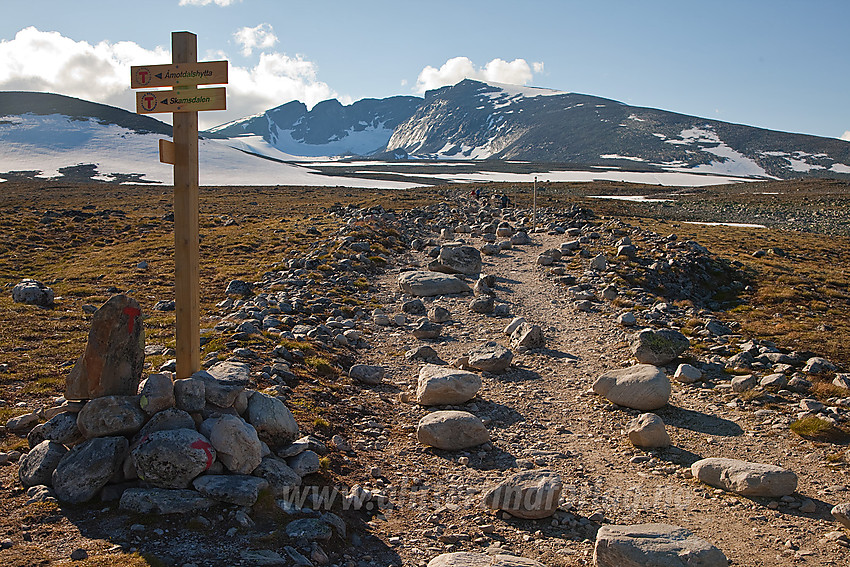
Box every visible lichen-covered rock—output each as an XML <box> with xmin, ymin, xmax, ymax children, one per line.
<box><xmin>52</xmin><ymin>436</ymin><xmax>128</xmax><ymax>504</ymax></box>
<box><xmin>138</xmin><ymin>373</ymin><xmax>175</xmax><ymax>415</ymax></box>
<box><xmin>398</xmin><ymin>271</ymin><xmax>471</xmax><ymax>297</ymax></box>
<box><xmin>630</xmin><ymin>329</ymin><xmax>689</xmax><ymax>366</ymax></box>
<box><xmin>19</xmin><ymin>440</ymin><xmax>67</xmax><ymax>487</ymax></box>
<box><xmin>201</xmin><ymin>414</ymin><xmax>262</xmax><ymax>474</ymax></box>
<box><xmin>76</xmin><ymin>395</ymin><xmax>146</xmax><ymax>439</ymax></box>
<box><xmin>246</xmin><ymin>391</ymin><xmax>299</xmax><ymax>447</ymax></box>
<box><xmin>12</xmin><ymin>279</ymin><xmax>54</xmax><ymax>306</ymax></box>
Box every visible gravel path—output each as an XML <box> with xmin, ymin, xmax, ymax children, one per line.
<box><xmin>350</xmin><ymin>229</ymin><xmax>848</xmax><ymax>566</ymax></box>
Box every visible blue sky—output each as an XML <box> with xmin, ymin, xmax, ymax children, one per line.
<box><xmin>1</xmin><ymin>0</ymin><xmax>848</xmax><ymax>137</ymax></box>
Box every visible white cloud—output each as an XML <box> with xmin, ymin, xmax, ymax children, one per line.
<box><xmin>841</xmin><ymin>131</ymin><xmax>850</xmax><ymax>141</ymax></box>
<box><xmin>415</xmin><ymin>56</ymin><xmax>544</xmax><ymax>94</ymax></box>
<box><xmin>179</xmin><ymin>0</ymin><xmax>241</xmax><ymax>6</ymax></box>
<box><xmin>0</xmin><ymin>27</ymin><xmax>341</xmax><ymax>129</ymax></box>
<box><xmin>233</xmin><ymin>23</ymin><xmax>278</xmax><ymax>57</ymax></box>
<box><xmin>0</xmin><ymin>27</ymin><xmax>167</xmax><ymax>110</ymax></box>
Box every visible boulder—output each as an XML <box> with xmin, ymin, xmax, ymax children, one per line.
<box><xmin>398</xmin><ymin>271</ymin><xmax>471</xmax><ymax>297</ymax></box>
<box><xmin>510</xmin><ymin>322</ymin><xmax>544</xmax><ymax>352</ymax></box>
<box><xmin>192</xmin><ymin>474</ymin><xmax>269</xmax><ymax>506</ymax></box>
<box><xmin>132</xmin><ymin>428</ymin><xmax>215</xmax><ymax>489</ymax></box>
<box><xmin>831</xmin><ymin>502</ymin><xmax>850</xmax><ymax>529</ymax></box>
<box><xmin>119</xmin><ymin>488</ymin><xmax>214</xmax><ymax>515</ymax></box>
<box><xmin>286</xmin><ymin>449</ymin><xmax>321</xmax><ymax>476</ymax></box>
<box><xmin>627</xmin><ymin>413</ymin><xmax>671</xmax><ymax>449</ymax></box>
<box><xmin>349</xmin><ymin>364</ymin><xmax>385</xmax><ymax>385</ymax></box>
<box><xmin>65</xmin><ymin>294</ymin><xmax>145</xmax><ymax>400</ymax></box>
<box><xmin>76</xmin><ymin>395</ymin><xmax>146</xmax><ymax>439</ymax></box>
<box><xmin>416</xmin><ymin>364</ymin><xmax>481</xmax><ymax>405</ymax></box>
<box><xmin>197</xmin><ymin>363</ymin><xmax>249</xmax><ymax>407</ymax></box>
<box><xmin>252</xmin><ymin>456</ymin><xmax>301</xmax><ymax>496</ymax></box>
<box><xmin>19</xmin><ymin>440</ymin><xmax>67</xmax><ymax>487</ymax></box>
<box><xmin>483</xmin><ymin>469</ymin><xmax>563</xmax><ymax>519</ymax></box>
<box><xmin>285</xmin><ymin>518</ymin><xmax>333</xmax><ymax>541</ymax></box>
<box><xmin>427</xmin><ymin>552</ymin><xmax>545</xmax><ymax>567</ymax></box>
<box><xmin>594</xmin><ymin>523</ymin><xmax>728</xmax><ymax>567</ymax></box>
<box><xmin>429</xmin><ymin>245</ymin><xmax>482</xmax><ymax>275</ymax></box>
<box><xmin>246</xmin><ymin>391</ymin><xmax>300</xmax><ymax>447</ymax></box>
<box><xmin>428</xmin><ymin>306</ymin><xmax>452</xmax><ymax>323</ymax></box>
<box><xmin>12</xmin><ymin>279</ymin><xmax>54</xmax><ymax>306</ymax></box>
<box><xmin>630</xmin><ymin>329</ymin><xmax>689</xmax><ymax>366</ymax></box>
<box><xmin>417</xmin><ymin>411</ymin><xmax>489</xmax><ymax>450</ymax></box>
<box><xmin>673</xmin><ymin>363</ymin><xmax>702</xmax><ymax>384</ymax></box>
<box><xmin>52</xmin><ymin>436</ymin><xmax>128</xmax><ymax>504</ymax></box>
<box><xmin>593</xmin><ymin>364</ymin><xmax>671</xmax><ymax>411</ymax></box>
<box><xmin>174</xmin><ymin>376</ymin><xmax>206</xmax><ymax>412</ymax></box>
<box><xmin>412</xmin><ymin>320</ymin><xmax>442</xmax><ymax>339</ymax></box>
<box><xmin>136</xmin><ymin>407</ymin><xmax>196</xmax><ymax>440</ymax></box>
<box><xmin>202</xmin><ymin>414</ymin><xmax>263</xmax><ymax>474</ymax></box>
<box><xmin>691</xmin><ymin>457</ymin><xmax>798</xmax><ymax>497</ymax></box>
<box><xmin>466</xmin><ymin>342</ymin><xmax>513</xmax><ymax>373</ymax></box>
<box><xmin>469</xmin><ymin>296</ymin><xmax>495</xmax><ymax>314</ymax></box>
<box><xmin>138</xmin><ymin>373</ymin><xmax>175</xmax><ymax>415</ymax></box>
<box><xmin>28</xmin><ymin>412</ymin><xmax>83</xmax><ymax>448</ymax></box>
<box><xmin>731</xmin><ymin>374</ymin><xmax>757</xmax><ymax>393</ymax></box>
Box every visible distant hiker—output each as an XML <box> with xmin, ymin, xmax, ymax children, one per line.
<box><xmin>500</xmin><ymin>194</ymin><xmax>510</xmax><ymax>208</ymax></box>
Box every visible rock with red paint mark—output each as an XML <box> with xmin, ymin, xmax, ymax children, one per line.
<box><xmin>52</xmin><ymin>436</ymin><xmax>128</xmax><ymax>504</ymax></box>
<box><xmin>200</xmin><ymin>414</ymin><xmax>263</xmax><ymax>474</ymax></box>
<box><xmin>76</xmin><ymin>396</ymin><xmax>146</xmax><ymax>439</ymax></box>
<box><xmin>138</xmin><ymin>373</ymin><xmax>175</xmax><ymax>415</ymax></box>
<box><xmin>192</xmin><ymin>474</ymin><xmax>269</xmax><ymax>506</ymax></box>
<box><xmin>246</xmin><ymin>391</ymin><xmax>300</xmax><ymax>448</ymax></box>
<box><xmin>132</xmin><ymin>428</ymin><xmax>216</xmax><ymax>489</ymax></box>
<box><xmin>65</xmin><ymin>295</ymin><xmax>145</xmax><ymax>400</ymax></box>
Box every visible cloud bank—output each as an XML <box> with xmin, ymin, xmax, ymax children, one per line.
<box><xmin>0</xmin><ymin>27</ymin><xmax>338</xmax><ymax>129</ymax></box>
<box><xmin>415</xmin><ymin>56</ymin><xmax>544</xmax><ymax>94</ymax></box>
<box><xmin>841</xmin><ymin>131</ymin><xmax>850</xmax><ymax>141</ymax></box>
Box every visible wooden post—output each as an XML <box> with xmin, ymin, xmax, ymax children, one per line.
<box><xmin>532</xmin><ymin>175</ymin><xmax>538</xmax><ymax>234</ymax></box>
<box><xmin>172</xmin><ymin>31</ymin><xmax>200</xmax><ymax>379</ymax></box>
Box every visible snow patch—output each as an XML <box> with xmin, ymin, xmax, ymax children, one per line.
<box><xmin>666</xmin><ymin>126</ymin><xmax>771</xmax><ymax>177</ymax></box>
<box><xmin>600</xmin><ymin>154</ymin><xmax>646</xmax><ymax>162</ymax></box>
<box><xmin>831</xmin><ymin>163</ymin><xmax>850</xmax><ymax>174</ymax></box>
<box><xmin>628</xmin><ymin>114</ymin><xmax>645</xmax><ymax>122</ymax></box>
<box><xmin>684</xmin><ymin>221</ymin><xmax>767</xmax><ymax>228</ymax></box>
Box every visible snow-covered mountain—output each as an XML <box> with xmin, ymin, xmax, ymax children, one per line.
<box><xmin>384</xmin><ymin>79</ymin><xmax>850</xmax><ymax>179</ymax></box>
<box><xmin>203</xmin><ymin>96</ymin><xmax>421</xmax><ymax>159</ymax></box>
<box><xmin>0</xmin><ymin>92</ymin><xmax>416</xmax><ymax>187</ymax></box>
<box><xmin>3</xmin><ymin>85</ymin><xmax>850</xmax><ymax>186</ymax></box>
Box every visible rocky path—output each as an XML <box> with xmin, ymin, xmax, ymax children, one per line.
<box><xmin>352</xmin><ymin>226</ymin><xmax>849</xmax><ymax>566</ymax></box>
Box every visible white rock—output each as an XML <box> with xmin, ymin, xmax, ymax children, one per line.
<box><xmin>416</xmin><ymin>411</ymin><xmax>489</xmax><ymax>450</ymax></box>
<box><xmin>416</xmin><ymin>364</ymin><xmax>481</xmax><ymax>406</ymax></box>
<box><xmin>691</xmin><ymin>457</ymin><xmax>798</xmax><ymax>497</ymax></box>
<box><xmin>593</xmin><ymin>364</ymin><xmax>671</xmax><ymax>411</ymax></box>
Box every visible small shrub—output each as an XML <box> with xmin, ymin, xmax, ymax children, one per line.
<box><xmin>790</xmin><ymin>415</ymin><xmax>850</xmax><ymax>443</ymax></box>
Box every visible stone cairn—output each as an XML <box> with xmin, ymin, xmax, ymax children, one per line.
<box><xmin>17</xmin><ymin>294</ymin><xmax>326</xmax><ymax>526</ymax></box>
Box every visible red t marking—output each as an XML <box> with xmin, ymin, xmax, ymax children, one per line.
<box><xmin>123</xmin><ymin>306</ymin><xmax>141</xmax><ymax>334</ymax></box>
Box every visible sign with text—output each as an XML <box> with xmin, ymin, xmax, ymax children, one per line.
<box><xmin>130</xmin><ymin>61</ymin><xmax>227</xmax><ymax>89</ymax></box>
<box><xmin>135</xmin><ymin>87</ymin><xmax>226</xmax><ymax>114</ymax></box>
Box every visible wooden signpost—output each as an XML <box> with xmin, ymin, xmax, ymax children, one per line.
<box><xmin>131</xmin><ymin>32</ymin><xmax>227</xmax><ymax>379</ymax></box>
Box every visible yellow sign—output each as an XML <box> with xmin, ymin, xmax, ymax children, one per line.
<box><xmin>135</xmin><ymin>87</ymin><xmax>226</xmax><ymax>114</ymax></box>
<box><xmin>130</xmin><ymin>61</ymin><xmax>228</xmax><ymax>89</ymax></box>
